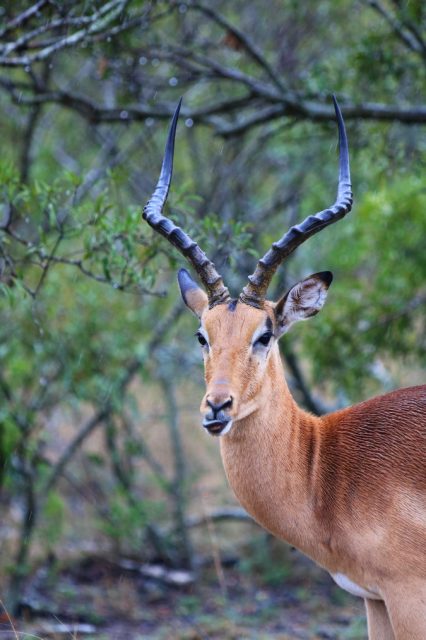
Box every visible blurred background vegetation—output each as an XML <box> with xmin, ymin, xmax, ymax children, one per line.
<box><xmin>0</xmin><ymin>1</ymin><xmax>425</xmax><ymax>638</ymax></box>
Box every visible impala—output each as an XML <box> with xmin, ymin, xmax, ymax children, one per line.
<box><xmin>142</xmin><ymin>97</ymin><xmax>426</xmax><ymax>639</ymax></box>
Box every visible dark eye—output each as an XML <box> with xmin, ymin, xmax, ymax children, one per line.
<box><xmin>196</xmin><ymin>331</ymin><xmax>207</xmax><ymax>347</ymax></box>
<box><xmin>256</xmin><ymin>331</ymin><xmax>273</xmax><ymax>347</ymax></box>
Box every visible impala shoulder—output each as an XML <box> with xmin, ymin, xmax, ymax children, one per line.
<box><xmin>323</xmin><ymin>384</ymin><xmax>426</xmax><ymax>429</ymax></box>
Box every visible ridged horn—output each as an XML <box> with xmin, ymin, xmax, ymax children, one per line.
<box><xmin>143</xmin><ymin>99</ymin><xmax>230</xmax><ymax>307</ymax></box>
<box><xmin>239</xmin><ymin>96</ymin><xmax>353</xmax><ymax>309</ymax></box>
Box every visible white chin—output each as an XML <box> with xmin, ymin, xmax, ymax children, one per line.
<box><xmin>217</xmin><ymin>420</ymin><xmax>233</xmax><ymax>436</ymax></box>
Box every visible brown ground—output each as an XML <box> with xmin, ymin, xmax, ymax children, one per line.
<box><xmin>0</xmin><ymin>547</ymin><xmax>366</xmax><ymax>640</ymax></box>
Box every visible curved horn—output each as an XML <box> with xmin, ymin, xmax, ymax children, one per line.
<box><xmin>143</xmin><ymin>99</ymin><xmax>230</xmax><ymax>307</ymax></box>
<box><xmin>239</xmin><ymin>96</ymin><xmax>353</xmax><ymax>309</ymax></box>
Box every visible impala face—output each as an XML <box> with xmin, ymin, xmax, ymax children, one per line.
<box><xmin>198</xmin><ymin>302</ymin><xmax>275</xmax><ymax>436</ymax></box>
<box><xmin>178</xmin><ymin>267</ymin><xmax>333</xmax><ymax>436</ymax></box>
<box><xmin>142</xmin><ymin>96</ymin><xmax>351</xmax><ymax>435</ymax></box>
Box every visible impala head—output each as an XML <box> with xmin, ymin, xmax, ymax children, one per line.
<box><xmin>142</xmin><ymin>97</ymin><xmax>352</xmax><ymax>436</ymax></box>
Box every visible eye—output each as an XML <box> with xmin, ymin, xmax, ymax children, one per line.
<box><xmin>255</xmin><ymin>331</ymin><xmax>273</xmax><ymax>347</ymax></box>
<box><xmin>195</xmin><ymin>331</ymin><xmax>208</xmax><ymax>347</ymax></box>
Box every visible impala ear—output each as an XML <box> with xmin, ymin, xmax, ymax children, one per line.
<box><xmin>177</xmin><ymin>268</ymin><xmax>208</xmax><ymax>318</ymax></box>
<box><xmin>274</xmin><ymin>271</ymin><xmax>333</xmax><ymax>337</ymax></box>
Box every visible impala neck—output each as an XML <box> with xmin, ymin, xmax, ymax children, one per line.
<box><xmin>219</xmin><ymin>344</ymin><xmax>322</xmax><ymax>552</ymax></box>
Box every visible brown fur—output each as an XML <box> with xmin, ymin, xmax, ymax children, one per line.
<box><xmin>193</xmin><ymin>299</ymin><xmax>426</xmax><ymax>639</ymax></box>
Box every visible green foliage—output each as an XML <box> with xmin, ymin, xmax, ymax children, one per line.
<box><xmin>100</xmin><ymin>489</ymin><xmax>164</xmax><ymax>553</ymax></box>
<box><xmin>39</xmin><ymin>491</ymin><xmax>66</xmax><ymax>550</ymax></box>
<box><xmin>295</xmin><ymin>172</ymin><xmax>426</xmax><ymax>398</ymax></box>
<box><xmin>240</xmin><ymin>535</ymin><xmax>292</xmax><ymax>587</ymax></box>
<box><xmin>0</xmin><ymin>0</ymin><xmax>425</xmax><ymax>615</ymax></box>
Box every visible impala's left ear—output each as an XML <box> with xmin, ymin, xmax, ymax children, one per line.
<box><xmin>177</xmin><ymin>268</ymin><xmax>208</xmax><ymax>318</ymax></box>
<box><xmin>274</xmin><ymin>271</ymin><xmax>333</xmax><ymax>337</ymax></box>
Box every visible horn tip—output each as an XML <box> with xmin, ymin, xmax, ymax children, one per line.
<box><xmin>174</xmin><ymin>96</ymin><xmax>183</xmax><ymax>118</ymax></box>
<box><xmin>331</xmin><ymin>93</ymin><xmax>341</xmax><ymax>117</ymax></box>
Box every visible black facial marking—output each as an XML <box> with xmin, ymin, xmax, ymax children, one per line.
<box><xmin>254</xmin><ymin>317</ymin><xmax>274</xmax><ymax>348</ymax></box>
<box><xmin>227</xmin><ymin>299</ymin><xmax>238</xmax><ymax>312</ymax></box>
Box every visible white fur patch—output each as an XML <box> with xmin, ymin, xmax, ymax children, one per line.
<box><xmin>331</xmin><ymin>573</ymin><xmax>381</xmax><ymax>600</ymax></box>
<box><xmin>278</xmin><ymin>277</ymin><xmax>329</xmax><ymax>335</ymax></box>
<box><xmin>219</xmin><ymin>420</ymin><xmax>233</xmax><ymax>436</ymax></box>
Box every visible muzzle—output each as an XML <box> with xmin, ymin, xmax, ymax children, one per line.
<box><xmin>203</xmin><ymin>396</ymin><xmax>233</xmax><ymax>436</ymax></box>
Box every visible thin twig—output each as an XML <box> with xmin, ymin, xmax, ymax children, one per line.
<box><xmin>159</xmin><ymin>375</ymin><xmax>193</xmax><ymax>568</ymax></box>
<box><xmin>186</xmin><ymin>1</ymin><xmax>287</xmax><ymax>94</ymax></box>
<box><xmin>44</xmin><ymin>302</ymin><xmax>183</xmax><ymax>493</ymax></box>
<box><xmin>0</xmin><ymin>0</ymin><xmax>48</xmax><ymax>39</ymax></box>
<box><xmin>0</xmin><ymin>597</ymin><xmax>19</xmax><ymax>640</ymax></box>
<box><xmin>0</xmin><ymin>1</ymin><xmax>130</xmax><ymax>67</ymax></box>
<box><xmin>364</xmin><ymin>0</ymin><xmax>426</xmax><ymax>59</ymax></box>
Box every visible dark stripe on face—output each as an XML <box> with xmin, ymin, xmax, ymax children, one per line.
<box><xmin>265</xmin><ymin>316</ymin><xmax>273</xmax><ymax>332</ymax></box>
<box><xmin>227</xmin><ymin>299</ymin><xmax>238</xmax><ymax>312</ymax></box>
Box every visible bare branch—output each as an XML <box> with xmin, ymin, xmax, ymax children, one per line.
<box><xmin>2</xmin><ymin>74</ymin><xmax>426</xmax><ymax>141</ymax></box>
<box><xmin>44</xmin><ymin>302</ymin><xmax>184</xmax><ymax>493</ymax></box>
<box><xmin>0</xmin><ymin>0</ymin><xmax>129</xmax><ymax>67</ymax></box>
<box><xmin>121</xmin><ymin>413</ymin><xmax>168</xmax><ymax>481</ymax></box>
<box><xmin>159</xmin><ymin>375</ymin><xmax>193</xmax><ymax>568</ymax></box>
<box><xmin>32</xmin><ymin>230</ymin><xmax>64</xmax><ymax>297</ymax></box>
<box><xmin>0</xmin><ymin>1</ymin><xmax>49</xmax><ymax>39</ymax></box>
<box><xmin>105</xmin><ymin>417</ymin><xmax>174</xmax><ymax>564</ymax></box>
<box><xmin>216</xmin><ymin>99</ymin><xmax>426</xmax><ymax>137</ymax></box>
<box><xmin>184</xmin><ymin>507</ymin><xmax>254</xmax><ymax>528</ymax></box>
<box><xmin>283</xmin><ymin>348</ymin><xmax>331</xmax><ymax>416</ymax></box>
<box><xmin>186</xmin><ymin>1</ymin><xmax>287</xmax><ymax>94</ymax></box>
<box><xmin>365</xmin><ymin>0</ymin><xmax>426</xmax><ymax>60</ymax></box>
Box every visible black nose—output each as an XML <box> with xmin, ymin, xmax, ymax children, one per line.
<box><xmin>206</xmin><ymin>397</ymin><xmax>233</xmax><ymax>417</ymax></box>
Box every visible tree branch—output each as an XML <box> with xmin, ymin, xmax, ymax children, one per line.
<box><xmin>3</xmin><ymin>75</ymin><xmax>426</xmax><ymax>140</ymax></box>
<box><xmin>184</xmin><ymin>507</ymin><xmax>254</xmax><ymax>529</ymax></box>
<box><xmin>0</xmin><ymin>1</ymin><xmax>49</xmax><ymax>39</ymax></box>
<box><xmin>44</xmin><ymin>302</ymin><xmax>184</xmax><ymax>493</ymax></box>
<box><xmin>0</xmin><ymin>1</ymin><xmax>130</xmax><ymax>67</ymax></box>
<box><xmin>365</xmin><ymin>0</ymin><xmax>426</xmax><ymax>60</ymax></box>
<box><xmin>186</xmin><ymin>1</ymin><xmax>287</xmax><ymax>94</ymax></box>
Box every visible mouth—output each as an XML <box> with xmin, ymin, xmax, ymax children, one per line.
<box><xmin>202</xmin><ymin>417</ymin><xmax>233</xmax><ymax>437</ymax></box>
